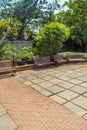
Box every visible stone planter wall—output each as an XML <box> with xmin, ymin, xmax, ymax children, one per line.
<box><xmin>16</xmin><ymin>64</ymin><xmax>34</xmax><ymax>71</ymax></box>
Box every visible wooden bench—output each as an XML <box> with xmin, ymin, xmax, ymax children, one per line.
<box><xmin>53</xmin><ymin>55</ymin><xmax>67</xmax><ymax>64</ymax></box>
<box><xmin>0</xmin><ymin>60</ymin><xmax>16</xmax><ymax>75</ymax></box>
<box><xmin>67</xmin><ymin>54</ymin><xmax>86</xmax><ymax>63</ymax></box>
<box><xmin>34</xmin><ymin>56</ymin><xmax>54</xmax><ymax>68</ymax></box>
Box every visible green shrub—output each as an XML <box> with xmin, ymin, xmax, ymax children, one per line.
<box><xmin>35</xmin><ymin>22</ymin><xmax>70</xmax><ymax>58</ymax></box>
<box><xmin>0</xmin><ymin>42</ymin><xmax>16</xmax><ymax>60</ymax></box>
<box><xmin>15</xmin><ymin>46</ymin><xmax>34</xmax><ymax>61</ymax></box>
<box><xmin>59</xmin><ymin>52</ymin><xmax>87</xmax><ymax>59</ymax></box>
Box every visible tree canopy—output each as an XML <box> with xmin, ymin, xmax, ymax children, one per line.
<box><xmin>57</xmin><ymin>0</ymin><xmax>87</xmax><ymax>52</ymax></box>
<box><xmin>0</xmin><ymin>0</ymin><xmax>60</xmax><ymax>40</ymax></box>
<box><xmin>35</xmin><ymin>22</ymin><xmax>70</xmax><ymax>57</ymax></box>
<box><xmin>0</xmin><ymin>0</ymin><xmax>87</xmax><ymax>54</ymax></box>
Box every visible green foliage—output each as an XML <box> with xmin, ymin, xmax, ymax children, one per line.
<box><xmin>35</xmin><ymin>22</ymin><xmax>70</xmax><ymax>57</ymax></box>
<box><xmin>57</xmin><ymin>0</ymin><xmax>87</xmax><ymax>52</ymax></box>
<box><xmin>21</xmin><ymin>46</ymin><xmax>34</xmax><ymax>59</ymax></box>
<box><xmin>0</xmin><ymin>42</ymin><xmax>6</xmax><ymax>60</ymax></box>
<box><xmin>59</xmin><ymin>52</ymin><xmax>87</xmax><ymax>59</ymax></box>
<box><xmin>0</xmin><ymin>0</ymin><xmax>60</xmax><ymax>40</ymax></box>
<box><xmin>0</xmin><ymin>20</ymin><xmax>9</xmax><ymax>39</ymax></box>
<box><xmin>15</xmin><ymin>46</ymin><xmax>34</xmax><ymax>61</ymax></box>
<box><xmin>0</xmin><ymin>42</ymin><xmax>34</xmax><ymax>62</ymax></box>
<box><xmin>0</xmin><ymin>42</ymin><xmax>16</xmax><ymax>60</ymax></box>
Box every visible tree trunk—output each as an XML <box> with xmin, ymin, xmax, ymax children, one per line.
<box><xmin>85</xmin><ymin>43</ymin><xmax>87</xmax><ymax>53</ymax></box>
<box><xmin>17</xmin><ymin>25</ymin><xmax>26</xmax><ymax>40</ymax></box>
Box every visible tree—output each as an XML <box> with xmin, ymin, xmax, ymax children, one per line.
<box><xmin>35</xmin><ymin>22</ymin><xmax>70</xmax><ymax>58</ymax></box>
<box><xmin>57</xmin><ymin>0</ymin><xmax>87</xmax><ymax>52</ymax></box>
<box><xmin>0</xmin><ymin>0</ymin><xmax>41</xmax><ymax>40</ymax></box>
<box><xmin>38</xmin><ymin>0</ymin><xmax>60</xmax><ymax>25</ymax></box>
<box><xmin>0</xmin><ymin>20</ymin><xmax>9</xmax><ymax>44</ymax></box>
<box><xmin>0</xmin><ymin>20</ymin><xmax>8</xmax><ymax>37</ymax></box>
<box><xmin>0</xmin><ymin>0</ymin><xmax>60</xmax><ymax>40</ymax></box>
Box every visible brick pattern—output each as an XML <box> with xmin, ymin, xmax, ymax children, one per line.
<box><xmin>0</xmin><ymin>77</ymin><xmax>87</xmax><ymax>130</ymax></box>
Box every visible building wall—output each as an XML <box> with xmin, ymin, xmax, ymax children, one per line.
<box><xmin>10</xmin><ymin>41</ymin><xmax>32</xmax><ymax>49</ymax></box>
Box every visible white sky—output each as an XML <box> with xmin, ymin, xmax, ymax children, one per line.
<box><xmin>59</xmin><ymin>0</ymin><xmax>68</xmax><ymax>5</ymax></box>
<box><xmin>0</xmin><ymin>0</ymin><xmax>68</xmax><ymax>5</ymax></box>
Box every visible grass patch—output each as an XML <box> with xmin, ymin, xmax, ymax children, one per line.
<box><xmin>59</xmin><ymin>52</ymin><xmax>87</xmax><ymax>59</ymax></box>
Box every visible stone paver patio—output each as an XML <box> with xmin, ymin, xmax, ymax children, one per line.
<box><xmin>0</xmin><ymin>64</ymin><xmax>87</xmax><ymax>129</ymax></box>
<box><xmin>17</xmin><ymin>64</ymin><xmax>87</xmax><ymax>119</ymax></box>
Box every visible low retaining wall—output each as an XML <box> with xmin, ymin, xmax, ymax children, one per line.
<box><xmin>16</xmin><ymin>64</ymin><xmax>34</xmax><ymax>71</ymax></box>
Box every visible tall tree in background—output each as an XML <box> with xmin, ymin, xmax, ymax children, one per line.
<box><xmin>13</xmin><ymin>0</ymin><xmax>60</xmax><ymax>40</ymax></box>
<box><xmin>57</xmin><ymin>0</ymin><xmax>87</xmax><ymax>52</ymax></box>
<box><xmin>0</xmin><ymin>0</ymin><xmax>60</xmax><ymax>40</ymax></box>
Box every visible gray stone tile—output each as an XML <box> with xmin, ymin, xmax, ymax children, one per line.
<box><xmin>69</xmin><ymin>74</ymin><xmax>81</xmax><ymax>78</ymax></box>
<box><xmin>65</xmin><ymin>71</ymin><xmax>74</xmax><ymax>75</ymax></box>
<box><xmin>57</xmin><ymin>90</ymin><xmax>78</xmax><ymax>100</ymax></box>
<box><xmin>24</xmin><ymin>81</ymin><xmax>33</xmax><ymax>86</ymax></box>
<box><xmin>58</xmin><ymin>82</ymin><xmax>74</xmax><ymax>89</ymax></box>
<box><xmin>46</xmin><ymin>85</ymin><xmax>64</xmax><ymax>93</ymax></box>
<box><xmin>38</xmin><ymin>81</ymin><xmax>54</xmax><ymax>88</ymax></box>
<box><xmin>33</xmin><ymin>85</ymin><xmax>52</xmax><ymax>96</ymax></box>
<box><xmin>39</xmin><ymin>89</ymin><xmax>52</xmax><ymax>96</ymax></box>
<box><xmin>22</xmin><ymin>75</ymin><xmax>36</xmax><ymax>80</ymax></box>
<box><xmin>83</xmin><ymin>92</ymin><xmax>87</xmax><ymax>97</ymax></box>
<box><xmin>72</xmin><ymin>96</ymin><xmax>87</xmax><ymax>110</ymax></box>
<box><xmin>0</xmin><ymin>114</ymin><xmax>17</xmax><ymax>130</ymax></box>
<box><xmin>64</xmin><ymin>102</ymin><xmax>86</xmax><ymax>116</ymax></box>
<box><xmin>83</xmin><ymin>114</ymin><xmax>87</xmax><ymax>119</ymax></box>
<box><xmin>80</xmin><ymin>82</ymin><xmax>87</xmax><ymax>88</ymax></box>
<box><xmin>50</xmin><ymin>95</ymin><xmax>67</xmax><ymax>104</ymax></box>
<box><xmin>49</xmin><ymin>78</ymin><xmax>63</xmax><ymax>84</ymax></box>
<box><xmin>68</xmin><ymin>79</ymin><xmax>83</xmax><ymax>84</ymax></box>
<box><xmin>75</xmin><ymin>72</ymin><xmax>84</xmax><ymax>76</ymax></box>
<box><xmin>0</xmin><ymin>104</ymin><xmax>6</xmax><ymax>116</ymax></box>
<box><xmin>46</xmin><ymin>71</ymin><xmax>56</xmax><ymax>75</ymax></box>
<box><xmin>58</xmin><ymin>76</ymin><xmax>71</xmax><ymax>81</ymax></box>
<box><xmin>30</xmin><ymin>78</ymin><xmax>44</xmax><ymax>84</ymax></box>
<box><xmin>77</xmin><ymin>76</ymin><xmax>87</xmax><ymax>81</ymax></box>
<box><xmin>70</xmin><ymin>86</ymin><xmax>87</xmax><ymax>94</ymax></box>
<box><xmin>36</xmin><ymin>73</ymin><xmax>46</xmax><ymax>77</ymax></box>
<box><xmin>30</xmin><ymin>84</ymin><xmax>40</xmax><ymax>89</ymax></box>
<box><xmin>80</xmin><ymin>70</ymin><xmax>87</xmax><ymax>74</ymax></box>
<box><xmin>52</xmin><ymin>73</ymin><xmax>62</xmax><ymax>77</ymax></box>
<box><xmin>41</xmin><ymin>76</ymin><xmax>53</xmax><ymax>80</ymax></box>
<box><xmin>16</xmin><ymin>76</ymin><xmax>26</xmax><ymax>82</ymax></box>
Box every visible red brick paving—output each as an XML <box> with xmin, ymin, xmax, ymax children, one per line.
<box><xmin>0</xmin><ymin>77</ymin><xmax>87</xmax><ymax>130</ymax></box>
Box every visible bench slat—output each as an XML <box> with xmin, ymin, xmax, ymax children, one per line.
<box><xmin>54</xmin><ymin>55</ymin><xmax>67</xmax><ymax>64</ymax></box>
<box><xmin>34</xmin><ymin>56</ymin><xmax>52</xmax><ymax>67</ymax></box>
<box><xmin>67</xmin><ymin>54</ymin><xmax>86</xmax><ymax>63</ymax></box>
<box><xmin>0</xmin><ymin>60</ymin><xmax>16</xmax><ymax>75</ymax></box>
